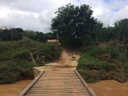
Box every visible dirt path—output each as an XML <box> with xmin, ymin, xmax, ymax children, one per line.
<box><xmin>34</xmin><ymin>49</ymin><xmax>80</xmax><ymax>71</ymax></box>
<box><xmin>56</xmin><ymin>49</ymin><xmax>80</xmax><ymax>65</ymax></box>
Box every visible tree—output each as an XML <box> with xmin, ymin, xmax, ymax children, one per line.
<box><xmin>35</xmin><ymin>32</ymin><xmax>47</xmax><ymax>42</ymax></box>
<box><xmin>91</xmin><ymin>22</ymin><xmax>104</xmax><ymax>42</ymax></box>
<box><xmin>0</xmin><ymin>29</ymin><xmax>11</xmax><ymax>41</ymax></box>
<box><xmin>0</xmin><ymin>28</ymin><xmax>23</xmax><ymax>41</ymax></box>
<box><xmin>45</xmin><ymin>32</ymin><xmax>56</xmax><ymax>39</ymax></box>
<box><xmin>51</xmin><ymin>3</ymin><xmax>97</xmax><ymax>47</ymax></box>
<box><xmin>23</xmin><ymin>30</ymin><xmax>36</xmax><ymax>40</ymax></box>
<box><xmin>11</xmin><ymin>28</ymin><xmax>23</xmax><ymax>40</ymax></box>
<box><xmin>114</xmin><ymin>19</ymin><xmax>128</xmax><ymax>43</ymax></box>
<box><xmin>82</xmin><ymin>34</ymin><xmax>91</xmax><ymax>46</ymax></box>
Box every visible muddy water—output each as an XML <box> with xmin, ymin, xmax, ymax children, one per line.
<box><xmin>89</xmin><ymin>80</ymin><xmax>128</xmax><ymax>96</ymax></box>
<box><xmin>0</xmin><ymin>80</ymin><xmax>31</xmax><ymax>96</ymax></box>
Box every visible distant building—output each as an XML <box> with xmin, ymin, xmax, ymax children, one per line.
<box><xmin>47</xmin><ymin>39</ymin><xmax>59</xmax><ymax>43</ymax></box>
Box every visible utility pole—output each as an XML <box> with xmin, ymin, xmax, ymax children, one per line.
<box><xmin>11</xmin><ymin>29</ymin><xmax>13</xmax><ymax>41</ymax></box>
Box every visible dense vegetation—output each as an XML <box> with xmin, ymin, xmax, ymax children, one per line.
<box><xmin>78</xmin><ymin>42</ymin><xmax>128</xmax><ymax>82</ymax></box>
<box><xmin>0</xmin><ymin>28</ymin><xmax>23</xmax><ymax>41</ymax></box>
<box><xmin>23</xmin><ymin>30</ymin><xmax>56</xmax><ymax>42</ymax></box>
<box><xmin>52</xmin><ymin>3</ymin><xmax>128</xmax><ymax>83</ymax></box>
<box><xmin>0</xmin><ymin>28</ymin><xmax>56</xmax><ymax>42</ymax></box>
<box><xmin>52</xmin><ymin>3</ymin><xmax>96</xmax><ymax>47</ymax></box>
<box><xmin>0</xmin><ymin>38</ymin><xmax>60</xmax><ymax>84</ymax></box>
<box><xmin>52</xmin><ymin>3</ymin><xmax>128</xmax><ymax>47</ymax></box>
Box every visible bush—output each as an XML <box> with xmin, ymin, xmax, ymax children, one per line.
<box><xmin>77</xmin><ymin>39</ymin><xmax>128</xmax><ymax>82</ymax></box>
<box><xmin>83</xmin><ymin>46</ymin><xmax>106</xmax><ymax>58</ymax></box>
<box><xmin>77</xmin><ymin>45</ymin><xmax>128</xmax><ymax>83</ymax></box>
<box><xmin>82</xmin><ymin>34</ymin><xmax>91</xmax><ymax>46</ymax></box>
<box><xmin>78</xmin><ymin>54</ymin><xmax>116</xmax><ymax>71</ymax></box>
<box><xmin>0</xmin><ymin>39</ymin><xmax>61</xmax><ymax>84</ymax></box>
<box><xmin>0</xmin><ymin>61</ymin><xmax>21</xmax><ymax>84</ymax></box>
<box><xmin>107</xmin><ymin>47</ymin><xmax>120</xmax><ymax>58</ymax></box>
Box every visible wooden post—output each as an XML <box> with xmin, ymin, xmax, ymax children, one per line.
<box><xmin>29</xmin><ymin>51</ymin><xmax>37</xmax><ymax>65</ymax></box>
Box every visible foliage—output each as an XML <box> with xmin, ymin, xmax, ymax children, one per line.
<box><xmin>77</xmin><ymin>45</ymin><xmax>128</xmax><ymax>83</ymax></box>
<box><xmin>24</xmin><ymin>30</ymin><xmax>47</xmax><ymax>42</ymax></box>
<box><xmin>35</xmin><ymin>32</ymin><xmax>47</xmax><ymax>42</ymax></box>
<box><xmin>52</xmin><ymin>3</ymin><xmax>97</xmax><ymax>47</ymax></box>
<box><xmin>91</xmin><ymin>22</ymin><xmax>104</xmax><ymax>41</ymax></box>
<box><xmin>78</xmin><ymin>54</ymin><xmax>116</xmax><ymax>71</ymax></box>
<box><xmin>0</xmin><ymin>28</ymin><xmax>23</xmax><ymax>41</ymax></box>
<box><xmin>107</xmin><ymin>47</ymin><xmax>120</xmax><ymax>58</ymax></box>
<box><xmin>82</xmin><ymin>34</ymin><xmax>91</xmax><ymax>46</ymax></box>
<box><xmin>114</xmin><ymin>19</ymin><xmax>128</xmax><ymax>43</ymax></box>
<box><xmin>45</xmin><ymin>32</ymin><xmax>57</xmax><ymax>39</ymax></box>
<box><xmin>23</xmin><ymin>30</ymin><xmax>36</xmax><ymax>40</ymax></box>
<box><xmin>0</xmin><ymin>39</ymin><xmax>61</xmax><ymax>84</ymax></box>
<box><xmin>24</xmin><ymin>31</ymin><xmax>57</xmax><ymax>43</ymax></box>
<box><xmin>51</xmin><ymin>4</ymin><xmax>128</xmax><ymax>48</ymax></box>
<box><xmin>84</xmin><ymin>45</ymin><xmax>106</xmax><ymax>57</ymax></box>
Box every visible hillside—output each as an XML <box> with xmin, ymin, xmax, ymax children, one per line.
<box><xmin>0</xmin><ymin>38</ymin><xmax>61</xmax><ymax>84</ymax></box>
<box><xmin>77</xmin><ymin>41</ymin><xmax>128</xmax><ymax>83</ymax></box>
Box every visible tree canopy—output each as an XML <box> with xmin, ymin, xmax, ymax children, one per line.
<box><xmin>51</xmin><ymin>3</ymin><xmax>97</xmax><ymax>47</ymax></box>
<box><xmin>114</xmin><ymin>19</ymin><xmax>128</xmax><ymax>43</ymax></box>
<box><xmin>0</xmin><ymin>28</ymin><xmax>23</xmax><ymax>41</ymax></box>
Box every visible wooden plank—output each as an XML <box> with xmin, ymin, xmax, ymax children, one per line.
<box><xmin>75</xmin><ymin>70</ymin><xmax>97</xmax><ymax>96</ymax></box>
<box><xmin>21</xmin><ymin>70</ymin><xmax>94</xmax><ymax>96</ymax></box>
<box><xmin>18</xmin><ymin>71</ymin><xmax>45</xmax><ymax>96</ymax></box>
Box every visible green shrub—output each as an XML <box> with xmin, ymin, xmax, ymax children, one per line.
<box><xmin>125</xmin><ymin>45</ymin><xmax>128</xmax><ymax>57</ymax></box>
<box><xmin>0</xmin><ymin>39</ymin><xmax>61</xmax><ymax>84</ymax></box>
<box><xmin>83</xmin><ymin>46</ymin><xmax>106</xmax><ymax>57</ymax></box>
<box><xmin>77</xmin><ymin>46</ymin><xmax>124</xmax><ymax>82</ymax></box>
<box><xmin>82</xmin><ymin>34</ymin><xmax>91</xmax><ymax>46</ymax></box>
<box><xmin>108</xmin><ymin>47</ymin><xmax>120</xmax><ymax>58</ymax></box>
<box><xmin>78</xmin><ymin>43</ymin><xmax>128</xmax><ymax>83</ymax></box>
<box><xmin>0</xmin><ymin>61</ymin><xmax>21</xmax><ymax>84</ymax></box>
<box><xmin>78</xmin><ymin>54</ymin><xmax>116</xmax><ymax>71</ymax></box>
<box><xmin>77</xmin><ymin>69</ymin><xmax>96</xmax><ymax>82</ymax></box>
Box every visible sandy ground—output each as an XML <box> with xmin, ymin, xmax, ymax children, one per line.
<box><xmin>34</xmin><ymin>49</ymin><xmax>80</xmax><ymax>71</ymax></box>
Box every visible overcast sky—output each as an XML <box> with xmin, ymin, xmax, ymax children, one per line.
<box><xmin>0</xmin><ymin>0</ymin><xmax>128</xmax><ymax>32</ymax></box>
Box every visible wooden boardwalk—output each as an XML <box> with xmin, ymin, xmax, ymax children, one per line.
<box><xmin>18</xmin><ymin>69</ymin><xmax>96</xmax><ymax>96</ymax></box>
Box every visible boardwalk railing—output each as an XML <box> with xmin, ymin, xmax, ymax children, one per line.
<box><xmin>18</xmin><ymin>71</ymin><xmax>45</xmax><ymax>96</ymax></box>
<box><xmin>74</xmin><ymin>70</ymin><xmax>97</xmax><ymax>96</ymax></box>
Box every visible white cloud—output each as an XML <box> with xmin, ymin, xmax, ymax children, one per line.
<box><xmin>113</xmin><ymin>5</ymin><xmax>128</xmax><ymax>23</ymax></box>
<box><xmin>0</xmin><ymin>0</ymin><xmax>128</xmax><ymax>32</ymax></box>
